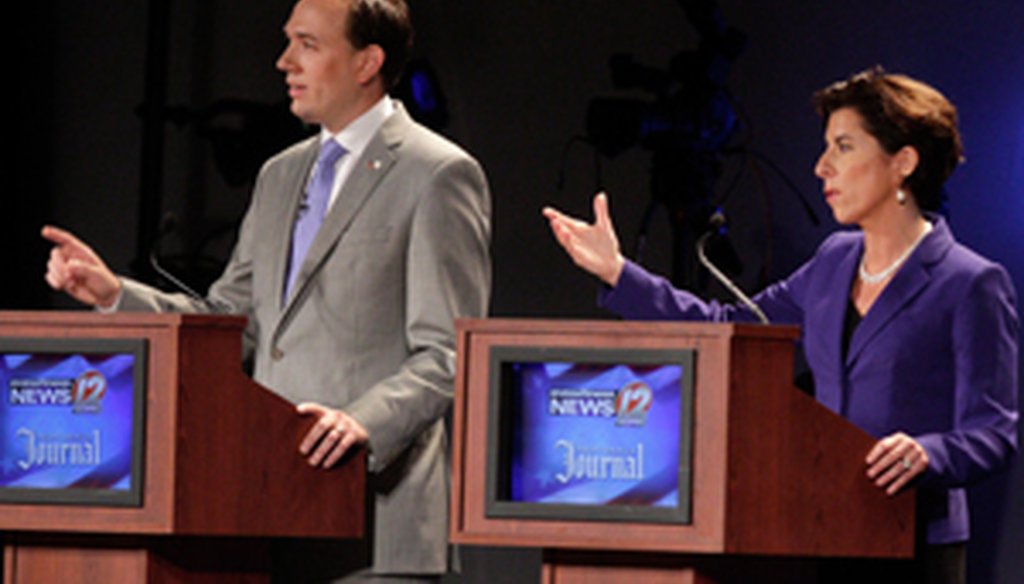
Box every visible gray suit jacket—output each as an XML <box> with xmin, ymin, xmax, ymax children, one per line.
<box><xmin>120</xmin><ymin>103</ymin><xmax>492</xmax><ymax>574</ymax></box>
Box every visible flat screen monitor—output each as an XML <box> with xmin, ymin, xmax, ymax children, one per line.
<box><xmin>486</xmin><ymin>346</ymin><xmax>695</xmax><ymax>524</ymax></box>
<box><xmin>0</xmin><ymin>337</ymin><xmax>147</xmax><ymax>507</ymax></box>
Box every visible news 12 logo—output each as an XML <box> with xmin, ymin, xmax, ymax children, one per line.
<box><xmin>71</xmin><ymin>370</ymin><xmax>107</xmax><ymax>413</ymax></box>
<box><xmin>547</xmin><ymin>380</ymin><xmax>654</xmax><ymax>427</ymax></box>
<box><xmin>614</xmin><ymin>381</ymin><xmax>653</xmax><ymax>427</ymax></box>
<box><xmin>7</xmin><ymin>370</ymin><xmax>107</xmax><ymax>414</ymax></box>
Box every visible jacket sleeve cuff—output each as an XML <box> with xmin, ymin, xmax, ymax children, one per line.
<box><xmin>914</xmin><ymin>433</ymin><xmax>946</xmax><ymax>485</ymax></box>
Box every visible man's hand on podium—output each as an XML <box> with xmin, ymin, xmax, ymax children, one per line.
<box><xmin>297</xmin><ymin>403</ymin><xmax>369</xmax><ymax>469</ymax></box>
<box><xmin>42</xmin><ymin>225</ymin><xmax>122</xmax><ymax>309</ymax></box>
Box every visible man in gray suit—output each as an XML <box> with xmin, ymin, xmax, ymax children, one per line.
<box><xmin>42</xmin><ymin>0</ymin><xmax>491</xmax><ymax>581</ymax></box>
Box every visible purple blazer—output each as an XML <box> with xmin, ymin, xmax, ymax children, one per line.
<box><xmin>601</xmin><ymin>216</ymin><xmax>1018</xmax><ymax>544</ymax></box>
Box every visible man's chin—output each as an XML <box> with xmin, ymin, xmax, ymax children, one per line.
<box><xmin>289</xmin><ymin>103</ymin><xmax>317</xmax><ymax>125</ymax></box>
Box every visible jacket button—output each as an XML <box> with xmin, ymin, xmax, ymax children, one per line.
<box><xmin>271</xmin><ymin>347</ymin><xmax>284</xmax><ymax>361</ymax></box>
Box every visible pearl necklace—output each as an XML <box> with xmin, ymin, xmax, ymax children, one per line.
<box><xmin>858</xmin><ymin>222</ymin><xmax>933</xmax><ymax>284</ymax></box>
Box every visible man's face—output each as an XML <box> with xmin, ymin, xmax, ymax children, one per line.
<box><xmin>276</xmin><ymin>0</ymin><xmax>369</xmax><ymax>133</ymax></box>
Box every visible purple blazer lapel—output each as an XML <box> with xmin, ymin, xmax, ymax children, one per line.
<box><xmin>814</xmin><ymin>240</ymin><xmax>860</xmax><ymax>413</ymax></box>
<box><xmin>845</xmin><ymin>217</ymin><xmax>954</xmax><ymax>367</ymax></box>
<box><xmin>846</xmin><ymin>260</ymin><xmax>930</xmax><ymax>367</ymax></box>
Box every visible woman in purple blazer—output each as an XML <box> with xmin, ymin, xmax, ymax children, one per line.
<box><xmin>544</xmin><ymin>68</ymin><xmax>1018</xmax><ymax>584</ymax></box>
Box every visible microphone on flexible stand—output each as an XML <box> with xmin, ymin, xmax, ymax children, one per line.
<box><xmin>149</xmin><ymin>212</ymin><xmax>208</xmax><ymax>304</ymax></box>
<box><xmin>696</xmin><ymin>211</ymin><xmax>770</xmax><ymax>324</ymax></box>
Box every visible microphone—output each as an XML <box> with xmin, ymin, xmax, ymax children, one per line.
<box><xmin>148</xmin><ymin>212</ymin><xmax>208</xmax><ymax>304</ymax></box>
<box><xmin>696</xmin><ymin>211</ymin><xmax>769</xmax><ymax>324</ymax></box>
<box><xmin>297</xmin><ymin>191</ymin><xmax>310</xmax><ymax>215</ymax></box>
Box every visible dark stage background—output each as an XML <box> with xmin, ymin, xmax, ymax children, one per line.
<box><xmin>5</xmin><ymin>1</ymin><xmax>1023</xmax><ymax>582</ymax></box>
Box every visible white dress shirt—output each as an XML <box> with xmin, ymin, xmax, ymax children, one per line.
<box><xmin>317</xmin><ymin>96</ymin><xmax>395</xmax><ymax>211</ymax></box>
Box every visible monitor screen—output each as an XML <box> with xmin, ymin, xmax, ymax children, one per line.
<box><xmin>0</xmin><ymin>337</ymin><xmax>147</xmax><ymax>507</ymax></box>
<box><xmin>486</xmin><ymin>346</ymin><xmax>694</xmax><ymax>524</ymax></box>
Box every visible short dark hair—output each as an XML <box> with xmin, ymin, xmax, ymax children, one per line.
<box><xmin>346</xmin><ymin>0</ymin><xmax>413</xmax><ymax>90</ymax></box>
<box><xmin>812</xmin><ymin>67</ymin><xmax>964</xmax><ymax>212</ymax></box>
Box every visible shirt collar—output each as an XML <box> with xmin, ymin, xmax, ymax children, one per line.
<box><xmin>319</xmin><ymin>96</ymin><xmax>395</xmax><ymax>158</ymax></box>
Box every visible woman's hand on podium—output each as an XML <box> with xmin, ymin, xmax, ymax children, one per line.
<box><xmin>42</xmin><ymin>225</ymin><xmax>122</xmax><ymax>309</ymax></box>
<box><xmin>865</xmin><ymin>431</ymin><xmax>929</xmax><ymax>496</ymax></box>
<box><xmin>296</xmin><ymin>402</ymin><xmax>369</xmax><ymax>469</ymax></box>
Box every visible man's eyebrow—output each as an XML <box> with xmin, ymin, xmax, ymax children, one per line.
<box><xmin>284</xmin><ymin>26</ymin><xmax>318</xmax><ymax>42</ymax></box>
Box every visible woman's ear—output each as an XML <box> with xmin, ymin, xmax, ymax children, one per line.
<box><xmin>895</xmin><ymin>145</ymin><xmax>920</xmax><ymax>180</ymax></box>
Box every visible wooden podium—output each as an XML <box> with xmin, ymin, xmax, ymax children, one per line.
<box><xmin>0</xmin><ymin>311</ymin><xmax>366</xmax><ymax>584</ymax></box>
<box><xmin>450</xmin><ymin>319</ymin><xmax>914</xmax><ymax>583</ymax></box>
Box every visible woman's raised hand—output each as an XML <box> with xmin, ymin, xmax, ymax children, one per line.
<box><xmin>542</xmin><ymin>192</ymin><xmax>626</xmax><ymax>287</ymax></box>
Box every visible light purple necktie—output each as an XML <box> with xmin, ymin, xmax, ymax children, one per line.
<box><xmin>284</xmin><ymin>139</ymin><xmax>346</xmax><ymax>302</ymax></box>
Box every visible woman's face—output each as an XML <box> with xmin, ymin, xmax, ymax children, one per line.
<box><xmin>814</xmin><ymin>107</ymin><xmax>909</xmax><ymax>227</ymax></box>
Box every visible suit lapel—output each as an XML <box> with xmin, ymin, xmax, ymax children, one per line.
<box><xmin>845</xmin><ymin>260</ymin><xmax>930</xmax><ymax>366</ymax></box>
<box><xmin>272</xmin><ymin>138</ymin><xmax>321</xmax><ymax>309</ymax></box>
<box><xmin>277</xmin><ymin>106</ymin><xmax>409</xmax><ymax>322</ymax></box>
<box><xmin>816</xmin><ymin>241</ymin><xmax>860</xmax><ymax>413</ymax></box>
<box><xmin>845</xmin><ymin>218</ymin><xmax>951</xmax><ymax>367</ymax></box>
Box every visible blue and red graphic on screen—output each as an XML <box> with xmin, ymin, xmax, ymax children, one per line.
<box><xmin>0</xmin><ymin>352</ymin><xmax>137</xmax><ymax>491</ymax></box>
<box><xmin>507</xmin><ymin>362</ymin><xmax>682</xmax><ymax>507</ymax></box>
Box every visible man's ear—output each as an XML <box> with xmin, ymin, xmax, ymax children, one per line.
<box><xmin>355</xmin><ymin>44</ymin><xmax>386</xmax><ymax>86</ymax></box>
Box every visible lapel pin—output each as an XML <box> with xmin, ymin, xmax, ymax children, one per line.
<box><xmin>369</xmin><ymin>159</ymin><xmax>382</xmax><ymax>170</ymax></box>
